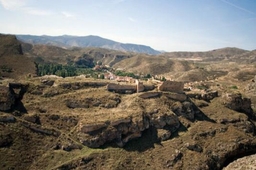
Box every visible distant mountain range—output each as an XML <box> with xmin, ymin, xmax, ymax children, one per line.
<box><xmin>16</xmin><ymin>34</ymin><xmax>161</xmax><ymax>55</ymax></box>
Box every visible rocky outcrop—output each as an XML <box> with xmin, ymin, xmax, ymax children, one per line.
<box><xmin>9</xmin><ymin>83</ymin><xmax>28</xmax><ymax>99</ymax></box>
<box><xmin>0</xmin><ymin>83</ymin><xmax>28</xmax><ymax>112</ymax></box>
<box><xmin>187</xmin><ymin>90</ymin><xmax>218</xmax><ymax>102</ymax></box>
<box><xmin>163</xmin><ymin>92</ymin><xmax>187</xmax><ymax>102</ymax></box>
<box><xmin>170</xmin><ymin>101</ymin><xmax>196</xmax><ymax>121</ymax></box>
<box><xmin>158</xmin><ymin>81</ymin><xmax>184</xmax><ymax>92</ymax></box>
<box><xmin>185</xmin><ymin>142</ymin><xmax>203</xmax><ymax>152</ymax></box>
<box><xmin>77</xmin><ymin>111</ymin><xmax>180</xmax><ymax>148</ymax></box>
<box><xmin>222</xmin><ymin>93</ymin><xmax>254</xmax><ymax>118</ymax></box>
<box><xmin>139</xmin><ymin>92</ymin><xmax>187</xmax><ymax>101</ymax></box>
<box><xmin>224</xmin><ymin>154</ymin><xmax>256</xmax><ymax>170</ymax></box>
<box><xmin>107</xmin><ymin>83</ymin><xmax>137</xmax><ymax>94</ymax></box>
<box><xmin>0</xmin><ymin>86</ymin><xmax>15</xmax><ymax>111</ymax></box>
<box><xmin>246</xmin><ymin>75</ymin><xmax>256</xmax><ymax>94</ymax></box>
<box><xmin>139</xmin><ymin>92</ymin><xmax>161</xmax><ymax>99</ymax></box>
<box><xmin>23</xmin><ymin>114</ymin><xmax>41</xmax><ymax>124</ymax></box>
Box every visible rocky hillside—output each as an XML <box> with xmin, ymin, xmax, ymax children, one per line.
<box><xmin>17</xmin><ymin>35</ymin><xmax>161</xmax><ymax>55</ymax></box>
<box><xmin>1</xmin><ymin>36</ymin><xmax>256</xmax><ymax>169</ymax></box>
<box><xmin>0</xmin><ymin>34</ymin><xmax>36</xmax><ymax>79</ymax></box>
<box><xmin>0</xmin><ymin>76</ymin><xmax>255</xmax><ymax>170</ymax></box>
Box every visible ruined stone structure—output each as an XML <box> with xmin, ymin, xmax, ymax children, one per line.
<box><xmin>158</xmin><ymin>81</ymin><xmax>184</xmax><ymax>93</ymax></box>
<box><xmin>107</xmin><ymin>81</ymin><xmax>155</xmax><ymax>94</ymax></box>
<box><xmin>136</xmin><ymin>79</ymin><xmax>144</xmax><ymax>93</ymax></box>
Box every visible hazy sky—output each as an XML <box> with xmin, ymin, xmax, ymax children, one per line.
<box><xmin>0</xmin><ymin>0</ymin><xmax>255</xmax><ymax>51</ymax></box>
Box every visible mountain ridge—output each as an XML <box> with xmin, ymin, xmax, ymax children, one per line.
<box><xmin>16</xmin><ymin>34</ymin><xmax>161</xmax><ymax>55</ymax></box>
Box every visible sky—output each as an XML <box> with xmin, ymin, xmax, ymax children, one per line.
<box><xmin>0</xmin><ymin>0</ymin><xmax>256</xmax><ymax>52</ymax></box>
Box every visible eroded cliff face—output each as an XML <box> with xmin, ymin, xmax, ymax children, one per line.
<box><xmin>78</xmin><ymin>111</ymin><xmax>180</xmax><ymax>148</ymax></box>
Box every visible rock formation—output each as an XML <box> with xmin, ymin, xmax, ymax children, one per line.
<box><xmin>158</xmin><ymin>81</ymin><xmax>184</xmax><ymax>92</ymax></box>
<box><xmin>0</xmin><ymin>83</ymin><xmax>28</xmax><ymax>112</ymax></box>
<box><xmin>107</xmin><ymin>83</ymin><xmax>137</xmax><ymax>94</ymax></box>
<box><xmin>0</xmin><ymin>86</ymin><xmax>16</xmax><ymax>111</ymax></box>
<box><xmin>222</xmin><ymin>92</ymin><xmax>254</xmax><ymax>118</ymax></box>
<box><xmin>77</xmin><ymin>111</ymin><xmax>180</xmax><ymax>148</ymax></box>
<box><xmin>187</xmin><ymin>90</ymin><xmax>218</xmax><ymax>102</ymax></box>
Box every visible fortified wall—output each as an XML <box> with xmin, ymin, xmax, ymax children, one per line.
<box><xmin>107</xmin><ymin>80</ymin><xmax>184</xmax><ymax>94</ymax></box>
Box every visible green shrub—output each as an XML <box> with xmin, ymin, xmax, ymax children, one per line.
<box><xmin>230</xmin><ymin>85</ymin><xmax>238</xmax><ymax>89</ymax></box>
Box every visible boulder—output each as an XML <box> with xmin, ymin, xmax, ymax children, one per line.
<box><xmin>185</xmin><ymin>142</ymin><xmax>203</xmax><ymax>152</ymax></box>
<box><xmin>62</xmin><ymin>143</ymin><xmax>82</xmax><ymax>152</ymax></box>
<box><xmin>23</xmin><ymin>114</ymin><xmax>40</xmax><ymax>124</ymax></box>
<box><xmin>0</xmin><ymin>115</ymin><xmax>16</xmax><ymax>123</ymax></box>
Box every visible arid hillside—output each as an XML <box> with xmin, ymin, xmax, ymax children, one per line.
<box><xmin>0</xmin><ymin>34</ymin><xmax>36</xmax><ymax>79</ymax></box>
<box><xmin>1</xmin><ymin>34</ymin><xmax>256</xmax><ymax>170</ymax></box>
<box><xmin>162</xmin><ymin>47</ymin><xmax>256</xmax><ymax>63</ymax></box>
<box><xmin>113</xmin><ymin>54</ymin><xmax>194</xmax><ymax>75</ymax></box>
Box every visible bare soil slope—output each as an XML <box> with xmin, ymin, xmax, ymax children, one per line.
<box><xmin>113</xmin><ymin>54</ymin><xmax>194</xmax><ymax>75</ymax></box>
